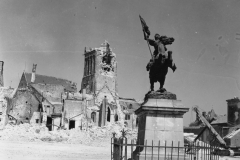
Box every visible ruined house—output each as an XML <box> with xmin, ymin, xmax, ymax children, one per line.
<box><xmin>63</xmin><ymin>92</ymin><xmax>94</xmax><ymax>130</ymax></box>
<box><xmin>80</xmin><ymin>41</ymin><xmax>140</xmax><ymax>128</ymax></box>
<box><xmin>0</xmin><ymin>87</ymin><xmax>16</xmax><ymax>127</ymax></box>
<box><xmin>0</xmin><ymin>61</ymin><xmax>17</xmax><ymax>127</ymax></box>
<box><xmin>184</xmin><ymin>97</ymin><xmax>240</xmax><ymax>144</ymax></box>
<box><xmin>11</xmin><ymin>64</ymin><xmax>78</xmax><ymax>130</ymax></box>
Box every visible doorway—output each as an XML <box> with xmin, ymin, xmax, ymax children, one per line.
<box><xmin>46</xmin><ymin>117</ymin><xmax>52</xmax><ymax>131</ymax></box>
<box><xmin>69</xmin><ymin>120</ymin><xmax>75</xmax><ymax>129</ymax></box>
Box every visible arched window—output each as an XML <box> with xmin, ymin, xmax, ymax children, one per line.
<box><xmin>91</xmin><ymin>112</ymin><xmax>96</xmax><ymax>123</ymax></box>
<box><xmin>125</xmin><ymin>114</ymin><xmax>130</xmax><ymax>120</ymax></box>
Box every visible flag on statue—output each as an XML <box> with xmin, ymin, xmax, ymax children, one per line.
<box><xmin>139</xmin><ymin>15</ymin><xmax>150</xmax><ymax>36</ymax></box>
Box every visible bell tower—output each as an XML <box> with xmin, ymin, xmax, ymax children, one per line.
<box><xmin>81</xmin><ymin>41</ymin><xmax>118</xmax><ymax>105</ymax></box>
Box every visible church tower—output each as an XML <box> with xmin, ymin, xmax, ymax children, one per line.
<box><xmin>81</xmin><ymin>41</ymin><xmax>118</xmax><ymax>105</ymax></box>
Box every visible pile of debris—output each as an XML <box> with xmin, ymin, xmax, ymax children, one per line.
<box><xmin>0</xmin><ymin>122</ymin><xmax>137</xmax><ymax>146</ymax></box>
<box><xmin>184</xmin><ymin>133</ymin><xmax>197</xmax><ymax>144</ymax></box>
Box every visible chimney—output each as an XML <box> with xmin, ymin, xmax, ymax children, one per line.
<box><xmin>31</xmin><ymin>64</ymin><xmax>37</xmax><ymax>83</ymax></box>
<box><xmin>0</xmin><ymin>61</ymin><xmax>4</xmax><ymax>87</ymax></box>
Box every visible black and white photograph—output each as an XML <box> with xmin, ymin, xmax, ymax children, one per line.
<box><xmin>0</xmin><ymin>0</ymin><xmax>240</xmax><ymax>159</ymax></box>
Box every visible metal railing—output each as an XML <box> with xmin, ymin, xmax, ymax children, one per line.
<box><xmin>111</xmin><ymin>132</ymin><xmax>220</xmax><ymax>160</ymax></box>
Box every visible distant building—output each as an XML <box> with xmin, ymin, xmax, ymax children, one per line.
<box><xmin>184</xmin><ymin>97</ymin><xmax>240</xmax><ymax>145</ymax></box>
<box><xmin>226</xmin><ymin>97</ymin><xmax>240</xmax><ymax>126</ymax></box>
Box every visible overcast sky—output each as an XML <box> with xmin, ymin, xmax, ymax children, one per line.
<box><xmin>1</xmin><ymin>0</ymin><xmax>240</xmax><ymax>125</ymax></box>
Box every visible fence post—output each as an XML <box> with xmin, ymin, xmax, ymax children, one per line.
<box><xmin>113</xmin><ymin>137</ymin><xmax>123</xmax><ymax>160</ymax></box>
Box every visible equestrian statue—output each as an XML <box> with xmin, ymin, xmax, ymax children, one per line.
<box><xmin>139</xmin><ymin>15</ymin><xmax>177</xmax><ymax>92</ymax></box>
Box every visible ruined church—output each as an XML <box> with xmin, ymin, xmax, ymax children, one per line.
<box><xmin>81</xmin><ymin>41</ymin><xmax>140</xmax><ymax>128</ymax></box>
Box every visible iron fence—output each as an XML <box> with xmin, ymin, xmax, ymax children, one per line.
<box><xmin>111</xmin><ymin>133</ymin><xmax>220</xmax><ymax>160</ymax></box>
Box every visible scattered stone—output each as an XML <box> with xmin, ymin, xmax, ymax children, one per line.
<box><xmin>0</xmin><ymin>122</ymin><xmax>137</xmax><ymax>146</ymax></box>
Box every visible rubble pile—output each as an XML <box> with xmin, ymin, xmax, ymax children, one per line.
<box><xmin>184</xmin><ymin>133</ymin><xmax>197</xmax><ymax>144</ymax></box>
<box><xmin>0</xmin><ymin>122</ymin><xmax>137</xmax><ymax>146</ymax></box>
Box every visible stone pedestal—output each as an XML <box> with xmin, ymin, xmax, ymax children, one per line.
<box><xmin>133</xmin><ymin>92</ymin><xmax>189</xmax><ymax>160</ymax></box>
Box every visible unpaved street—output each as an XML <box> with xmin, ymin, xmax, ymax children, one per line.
<box><xmin>0</xmin><ymin>140</ymin><xmax>111</xmax><ymax>160</ymax></box>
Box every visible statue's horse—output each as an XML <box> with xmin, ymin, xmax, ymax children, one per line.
<box><xmin>147</xmin><ymin>51</ymin><xmax>175</xmax><ymax>92</ymax></box>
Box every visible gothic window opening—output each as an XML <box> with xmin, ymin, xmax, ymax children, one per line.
<box><xmin>84</xmin><ymin>58</ymin><xmax>87</xmax><ymax>76</ymax></box>
<box><xmin>87</xmin><ymin>58</ymin><xmax>90</xmax><ymax>75</ymax></box>
<box><xmin>107</xmin><ymin>107</ymin><xmax>111</xmax><ymax>122</ymax></box>
<box><xmin>125</xmin><ymin>114</ymin><xmax>130</xmax><ymax>120</ymax></box>
<box><xmin>92</xmin><ymin>55</ymin><xmax>95</xmax><ymax>74</ymax></box>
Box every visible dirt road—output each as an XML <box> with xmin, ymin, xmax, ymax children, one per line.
<box><xmin>0</xmin><ymin>140</ymin><xmax>111</xmax><ymax>160</ymax></box>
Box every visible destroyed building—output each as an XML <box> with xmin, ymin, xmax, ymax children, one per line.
<box><xmin>80</xmin><ymin>41</ymin><xmax>140</xmax><ymax>128</ymax></box>
<box><xmin>184</xmin><ymin>97</ymin><xmax>240</xmax><ymax>144</ymax></box>
<box><xmin>0</xmin><ymin>87</ymin><xmax>16</xmax><ymax>127</ymax></box>
<box><xmin>9</xmin><ymin>64</ymin><xmax>79</xmax><ymax>130</ymax></box>
<box><xmin>1</xmin><ymin>41</ymin><xmax>140</xmax><ymax>130</ymax></box>
<box><xmin>0</xmin><ymin>61</ymin><xmax>17</xmax><ymax>127</ymax></box>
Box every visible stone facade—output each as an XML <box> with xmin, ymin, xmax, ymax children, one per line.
<box><xmin>9</xmin><ymin>66</ymin><xmax>79</xmax><ymax>130</ymax></box>
<box><xmin>81</xmin><ymin>41</ymin><xmax>118</xmax><ymax>105</ymax></box>
<box><xmin>64</xmin><ymin>99</ymin><xmax>85</xmax><ymax>129</ymax></box>
<box><xmin>133</xmin><ymin>92</ymin><xmax>189</xmax><ymax>160</ymax></box>
<box><xmin>0</xmin><ymin>87</ymin><xmax>15</xmax><ymax>127</ymax></box>
<box><xmin>81</xmin><ymin>41</ymin><xmax>122</xmax><ymax>126</ymax></box>
<box><xmin>10</xmin><ymin>89</ymin><xmax>39</xmax><ymax>122</ymax></box>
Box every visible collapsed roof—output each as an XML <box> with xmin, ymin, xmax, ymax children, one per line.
<box><xmin>24</xmin><ymin>72</ymin><xmax>77</xmax><ymax>93</ymax></box>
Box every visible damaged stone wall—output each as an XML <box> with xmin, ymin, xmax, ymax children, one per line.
<box><xmin>31</xmin><ymin>83</ymin><xmax>64</xmax><ymax>101</ymax></box>
<box><xmin>64</xmin><ymin>100</ymin><xmax>84</xmax><ymax>119</ymax></box>
<box><xmin>10</xmin><ymin>90</ymin><xmax>39</xmax><ymax>122</ymax></box>
<box><xmin>94</xmin><ymin>42</ymin><xmax>118</xmax><ymax>105</ymax></box>
<box><xmin>81</xmin><ymin>42</ymin><xmax>118</xmax><ymax>96</ymax></box>
<box><xmin>64</xmin><ymin>100</ymin><xmax>85</xmax><ymax>129</ymax></box>
<box><xmin>0</xmin><ymin>87</ymin><xmax>16</xmax><ymax>128</ymax></box>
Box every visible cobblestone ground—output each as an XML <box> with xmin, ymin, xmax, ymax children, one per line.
<box><xmin>0</xmin><ymin>140</ymin><xmax>111</xmax><ymax>160</ymax></box>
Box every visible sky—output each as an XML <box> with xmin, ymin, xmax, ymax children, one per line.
<box><xmin>0</xmin><ymin>0</ymin><xmax>240</xmax><ymax>125</ymax></box>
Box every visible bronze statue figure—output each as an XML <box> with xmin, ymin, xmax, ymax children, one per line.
<box><xmin>140</xmin><ymin>15</ymin><xmax>176</xmax><ymax>92</ymax></box>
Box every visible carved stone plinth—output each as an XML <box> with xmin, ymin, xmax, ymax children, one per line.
<box><xmin>133</xmin><ymin>91</ymin><xmax>189</xmax><ymax>160</ymax></box>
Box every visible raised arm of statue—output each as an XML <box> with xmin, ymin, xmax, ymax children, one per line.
<box><xmin>145</xmin><ymin>38</ymin><xmax>155</xmax><ymax>47</ymax></box>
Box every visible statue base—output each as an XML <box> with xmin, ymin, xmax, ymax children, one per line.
<box><xmin>133</xmin><ymin>91</ymin><xmax>189</xmax><ymax>160</ymax></box>
<box><xmin>144</xmin><ymin>90</ymin><xmax>177</xmax><ymax>101</ymax></box>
